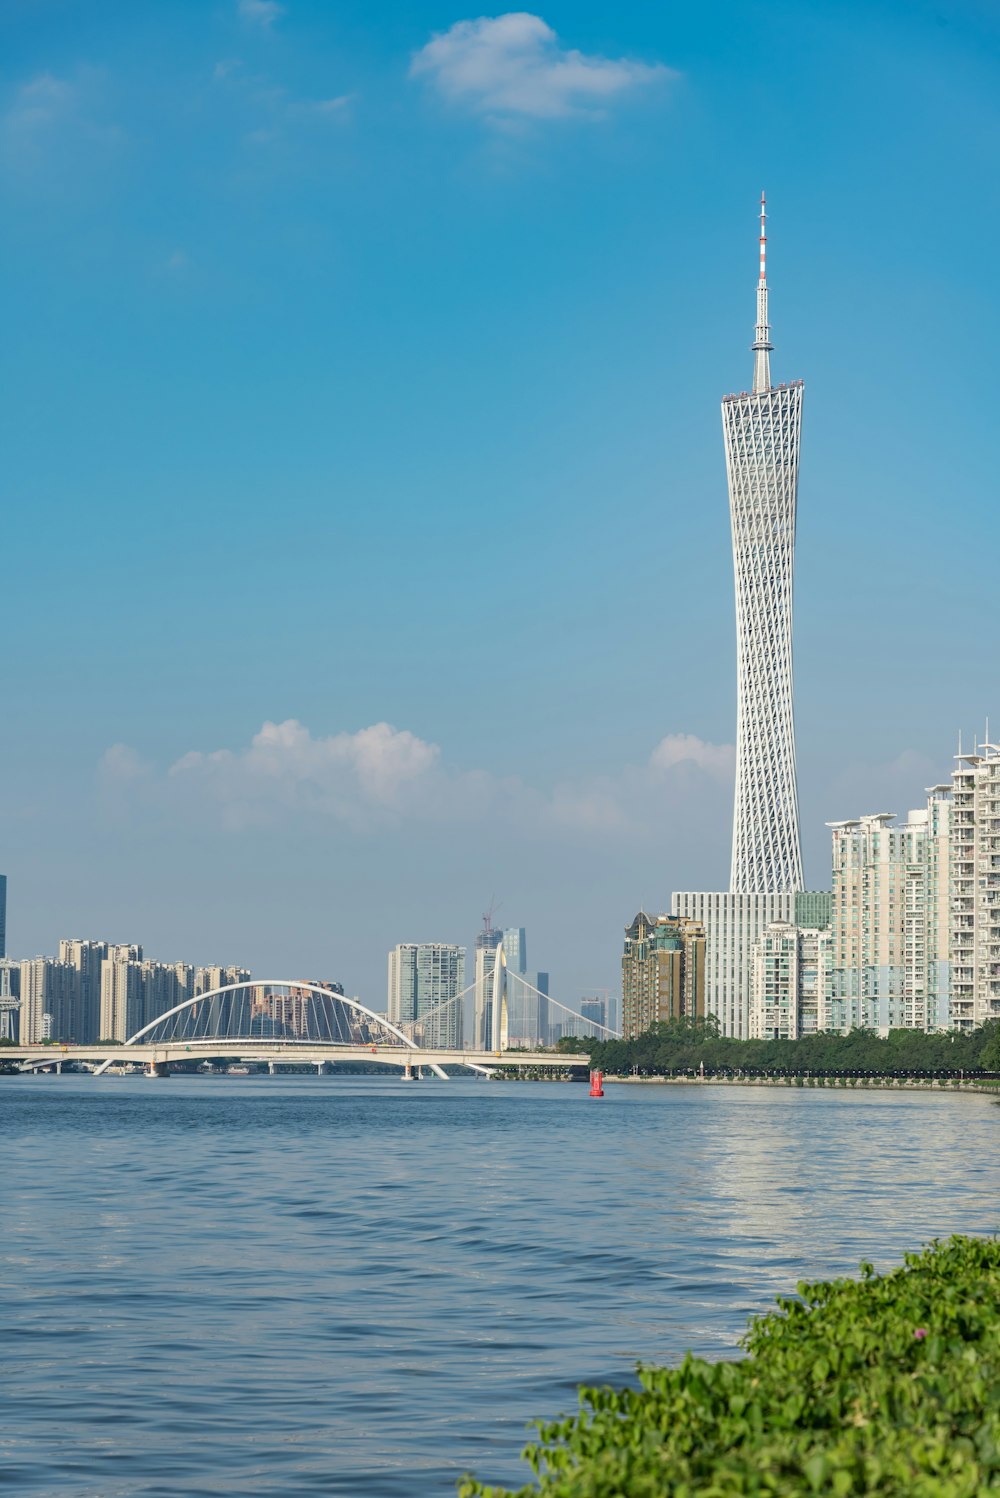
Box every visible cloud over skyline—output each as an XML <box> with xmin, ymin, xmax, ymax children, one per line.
<box><xmin>410</xmin><ymin>12</ymin><xmax>671</xmax><ymax>120</ymax></box>
<box><xmin>101</xmin><ymin>719</ymin><xmax>735</xmax><ymax>839</ymax></box>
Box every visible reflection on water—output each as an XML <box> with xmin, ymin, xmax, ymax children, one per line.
<box><xmin>2</xmin><ymin>1076</ymin><xmax>998</xmax><ymax>1496</ymax></box>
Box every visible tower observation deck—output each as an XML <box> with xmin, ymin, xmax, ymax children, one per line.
<box><xmin>724</xmin><ymin>194</ymin><xmax>804</xmax><ymax>893</ymax></box>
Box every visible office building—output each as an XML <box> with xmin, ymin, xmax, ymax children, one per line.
<box><xmin>579</xmin><ymin>997</ymin><xmax>607</xmax><ymax>1033</ymax></box>
<box><xmin>794</xmin><ymin>890</ymin><xmax>832</xmax><ymax>930</ymax></box>
<box><xmin>827</xmin><ymin>791</ymin><xmax>951</xmax><ymax>1033</ymax></box>
<box><xmin>387</xmin><ymin>943</ymin><xmax>466</xmax><ymax>1049</ymax></box>
<box><xmin>473</xmin><ymin>925</ymin><xmax>503</xmax><ymax>1050</ymax></box>
<box><xmin>535</xmin><ymin>971</ymin><xmax>550</xmax><ymax>1045</ymax></box>
<box><xmin>750</xmin><ymin>922</ymin><xmax>831</xmax><ymax>1040</ymax></box>
<box><xmin>950</xmin><ymin>742</ymin><xmax>1000</xmax><ymax>1030</ymax></box>
<box><xmin>502</xmin><ymin>926</ymin><xmax>537</xmax><ymax>1046</ymax></box>
<box><xmin>621</xmin><ymin>912</ymin><xmax>706</xmax><ymax>1039</ymax></box>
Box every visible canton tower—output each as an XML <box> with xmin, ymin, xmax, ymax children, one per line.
<box><xmin>723</xmin><ymin>194</ymin><xmax>804</xmax><ymax>892</ymax></box>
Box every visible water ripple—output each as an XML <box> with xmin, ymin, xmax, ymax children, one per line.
<box><xmin>2</xmin><ymin>1075</ymin><xmax>999</xmax><ymax>1494</ymax></box>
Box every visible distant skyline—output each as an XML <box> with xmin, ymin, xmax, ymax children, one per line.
<box><xmin>2</xmin><ymin>0</ymin><xmax>999</xmax><ymax>1006</ymax></box>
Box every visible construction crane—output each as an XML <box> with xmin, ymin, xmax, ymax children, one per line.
<box><xmin>482</xmin><ymin>896</ymin><xmax>503</xmax><ymax>936</ymax></box>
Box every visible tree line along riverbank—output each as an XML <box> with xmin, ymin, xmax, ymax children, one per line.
<box><xmin>576</xmin><ymin>1017</ymin><xmax>1000</xmax><ymax>1082</ymax></box>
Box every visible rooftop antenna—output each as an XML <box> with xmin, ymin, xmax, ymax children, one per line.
<box><xmin>752</xmin><ymin>190</ymin><xmax>773</xmax><ymax>394</ymax></box>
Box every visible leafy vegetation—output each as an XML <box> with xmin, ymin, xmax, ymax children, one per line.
<box><xmin>585</xmin><ymin>1017</ymin><xmax>1000</xmax><ymax>1080</ymax></box>
<box><xmin>460</xmin><ymin>1235</ymin><xmax>1000</xmax><ymax>1497</ymax></box>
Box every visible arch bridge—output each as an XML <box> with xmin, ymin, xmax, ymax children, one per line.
<box><xmin>10</xmin><ymin>977</ymin><xmax>595</xmax><ymax>1077</ymax></box>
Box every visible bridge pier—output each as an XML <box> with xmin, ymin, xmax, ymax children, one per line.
<box><xmin>147</xmin><ymin>1060</ymin><xmax>170</xmax><ymax>1078</ymax></box>
<box><xmin>268</xmin><ymin>1061</ymin><xmax>276</xmax><ymax>1076</ymax></box>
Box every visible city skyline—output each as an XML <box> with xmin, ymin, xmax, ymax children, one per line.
<box><xmin>2</xmin><ymin>1</ymin><xmax>999</xmax><ymax>1006</ymax></box>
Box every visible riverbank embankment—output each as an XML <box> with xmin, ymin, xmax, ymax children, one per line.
<box><xmin>607</xmin><ymin>1074</ymin><xmax>1000</xmax><ymax>1094</ymax></box>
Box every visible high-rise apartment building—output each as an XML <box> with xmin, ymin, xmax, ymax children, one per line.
<box><xmin>749</xmin><ymin>922</ymin><xmax>831</xmax><ymax>1040</ymax></box>
<box><xmin>387</xmin><ymin>943</ymin><xmax>466</xmax><ymax>1049</ymax></box>
<box><xmin>194</xmin><ymin>965</ymin><xmax>251</xmax><ymax>994</ymax></box>
<box><xmin>0</xmin><ymin>874</ymin><xmax>7</xmax><ymax>958</ymax></box>
<box><xmin>950</xmin><ymin>742</ymin><xmax>1000</xmax><ymax>1030</ymax></box>
<box><xmin>621</xmin><ymin>912</ymin><xmax>706</xmax><ymax>1039</ymax></box>
<box><xmin>99</xmin><ymin>954</ymin><xmax>146</xmax><ymax>1041</ymax></box>
<box><xmin>98</xmin><ymin>953</ymin><xmax>249</xmax><ymax>1042</ymax></box>
<box><xmin>59</xmin><ymin>940</ymin><xmax>109</xmax><ymax>1044</ymax></box>
<box><xmin>18</xmin><ymin>939</ymin><xmax>250</xmax><ymax>1045</ymax></box>
<box><xmin>827</xmin><ymin>792</ymin><xmax>951</xmax><ymax>1033</ymax></box>
<box><xmin>19</xmin><ymin>958</ymin><xmax>77</xmax><ymax>1043</ymax></box>
<box><xmin>674</xmin><ymin>197</ymin><xmax>812</xmax><ymax>1038</ymax></box>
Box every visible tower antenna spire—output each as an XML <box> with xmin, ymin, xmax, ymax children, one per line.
<box><xmin>752</xmin><ymin>190</ymin><xmax>773</xmax><ymax>394</ymax></box>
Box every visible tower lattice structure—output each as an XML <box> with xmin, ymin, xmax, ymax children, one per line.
<box><xmin>724</xmin><ymin>194</ymin><xmax>804</xmax><ymax>893</ymax></box>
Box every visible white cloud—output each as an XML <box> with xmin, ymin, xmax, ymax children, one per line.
<box><xmin>311</xmin><ymin>94</ymin><xmax>354</xmax><ymax>115</ymax></box>
<box><xmin>103</xmin><ymin>718</ymin><xmax>733</xmax><ymax>841</ymax></box>
<box><xmin>168</xmin><ymin>720</ymin><xmax>441</xmax><ymax>827</ymax></box>
<box><xmin>100</xmin><ymin>744</ymin><xmax>152</xmax><ymax>783</ymax></box>
<box><xmin>410</xmin><ymin>12</ymin><xmax>671</xmax><ymax>120</ymax></box>
<box><xmin>649</xmin><ymin>732</ymin><xmax>735</xmax><ymax>779</ymax></box>
<box><xmin>4</xmin><ymin>72</ymin><xmax>75</xmax><ymax>133</ymax></box>
<box><xmin>0</xmin><ymin>69</ymin><xmax>121</xmax><ymax>174</ymax></box>
<box><xmin>239</xmin><ymin>0</ymin><xmax>284</xmax><ymax>28</ymax></box>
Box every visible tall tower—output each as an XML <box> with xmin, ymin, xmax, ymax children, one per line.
<box><xmin>724</xmin><ymin>193</ymin><xmax>804</xmax><ymax>892</ymax></box>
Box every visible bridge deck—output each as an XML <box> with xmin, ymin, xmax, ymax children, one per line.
<box><xmin>7</xmin><ymin>1043</ymin><xmax>590</xmax><ymax>1070</ymax></box>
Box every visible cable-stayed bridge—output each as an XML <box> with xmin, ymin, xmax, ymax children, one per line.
<box><xmin>10</xmin><ymin>966</ymin><xmax>615</xmax><ymax>1077</ymax></box>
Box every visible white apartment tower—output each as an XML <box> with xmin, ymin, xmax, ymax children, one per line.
<box><xmin>19</xmin><ymin>958</ymin><xmax>77</xmax><ymax>1044</ymax></box>
<box><xmin>827</xmin><ymin>792</ymin><xmax>951</xmax><ymax>1033</ymax></box>
<box><xmin>675</xmin><ymin>197</ymin><xmax>813</xmax><ymax>1037</ymax></box>
<box><xmin>950</xmin><ymin>741</ymin><xmax>1000</xmax><ymax>1030</ymax></box>
<box><xmin>387</xmin><ymin>943</ymin><xmax>466</xmax><ymax>1050</ymax></box>
<box><xmin>750</xmin><ymin>922</ymin><xmax>831</xmax><ymax>1040</ymax></box>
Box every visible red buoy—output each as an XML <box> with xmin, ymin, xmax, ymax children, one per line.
<box><xmin>589</xmin><ymin>1069</ymin><xmax>605</xmax><ymax>1098</ymax></box>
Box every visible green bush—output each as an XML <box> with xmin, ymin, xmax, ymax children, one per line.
<box><xmin>460</xmin><ymin>1236</ymin><xmax>1000</xmax><ymax>1497</ymax></box>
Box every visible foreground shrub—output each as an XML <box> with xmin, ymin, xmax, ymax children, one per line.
<box><xmin>460</xmin><ymin>1235</ymin><xmax>1000</xmax><ymax>1496</ymax></box>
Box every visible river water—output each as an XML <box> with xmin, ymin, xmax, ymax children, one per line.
<box><xmin>3</xmin><ymin>1075</ymin><xmax>998</xmax><ymax>1496</ymax></box>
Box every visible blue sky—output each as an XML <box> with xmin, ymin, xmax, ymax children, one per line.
<box><xmin>2</xmin><ymin>0</ymin><xmax>999</xmax><ymax>1007</ymax></box>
